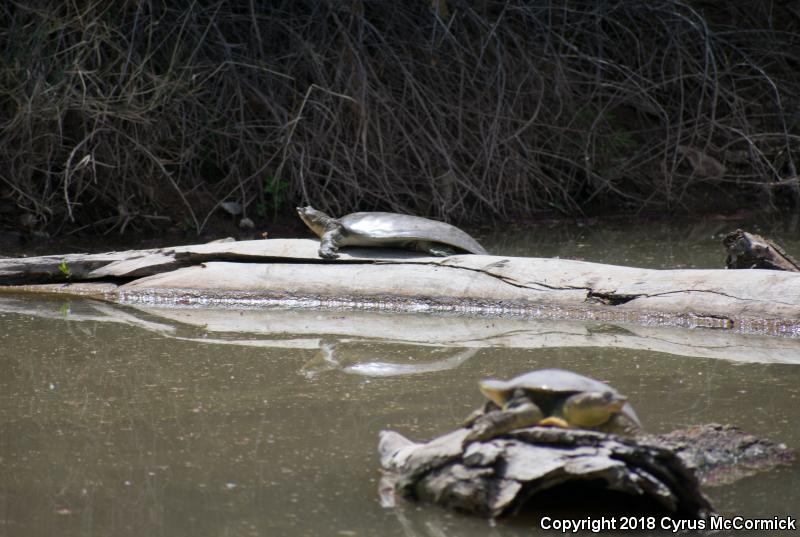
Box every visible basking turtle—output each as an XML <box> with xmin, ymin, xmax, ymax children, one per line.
<box><xmin>297</xmin><ymin>206</ymin><xmax>488</xmax><ymax>259</ymax></box>
<box><xmin>465</xmin><ymin>369</ymin><xmax>641</xmax><ymax>442</ymax></box>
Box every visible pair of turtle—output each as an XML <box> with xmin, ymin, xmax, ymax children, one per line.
<box><xmin>297</xmin><ymin>206</ymin><xmax>487</xmax><ymax>259</ymax></box>
<box><xmin>465</xmin><ymin>369</ymin><xmax>642</xmax><ymax>442</ymax></box>
<box><xmin>297</xmin><ymin>209</ymin><xmax>640</xmax><ymax>437</ymax></box>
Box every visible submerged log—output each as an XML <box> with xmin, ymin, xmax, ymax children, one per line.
<box><xmin>2</xmin><ymin>239</ymin><xmax>800</xmax><ymax>335</ymax></box>
<box><xmin>657</xmin><ymin>424</ymin><xmax>795</xmax><ymax>487</ymax></box>
<box><xmin>724</xmin><ymin>229</ymin><xmax>800</xmax><ymax>272</ymax></box>
<box><xmin>378</xmin><ymin>424</ymin><xmax>793</xmax><ymax>519</ymax></box>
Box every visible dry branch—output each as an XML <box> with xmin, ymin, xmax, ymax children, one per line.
<box><xmin>724</xmin><ymin>229</ymin><xmax>800</xmax><ymax>272</ymax></box>
<box><xmin>1</xmin><ymin>1</ymin><xmax>799</xmax><ymax>235</ymax></box>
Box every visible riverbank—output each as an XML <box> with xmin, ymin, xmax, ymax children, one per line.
<box><xmin>2</xmin><ymin>1</ymin><xmax>798</xmax><ymax>237</ymax></box>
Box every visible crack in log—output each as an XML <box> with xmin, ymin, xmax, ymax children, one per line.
<box><xmin>639</xmin><ymin>288</ymin><xmax>799</xmax><ymax>308</ymax></box>
<box><xmin>586</xmin><ymin>291</ymin><xmax>640</xmax><ymax>305</ymax></box>
<box><xmin>384</xmin><ymin>260</ymin><xmax>783</xmax><ymax>311</ymax></box>
<box><xmin>422</xmin><ymin>260</ymin><xmax>797</xmax><ymax>308</ymax></box>
<box><xmin>377</xmin><ymin>259</ymin><xmax>591</xmax><ymax>294</ymax></box>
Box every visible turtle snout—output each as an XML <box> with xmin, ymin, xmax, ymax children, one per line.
<box><xmin>599</xmin><ymin>391</ymin><xmax>627</xmax><ymax>409</ymax></box>
<box><xmin>608</xmin><ymin>394</ymin><xmax>627</xmax><ymax>412</ymax></box>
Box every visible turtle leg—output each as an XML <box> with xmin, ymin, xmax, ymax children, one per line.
<box><xmin>299</xmin><ymin>341</ymin><xmax>341</xmax><ymax>379</ymax></box>
<box><xmin>319</xmin><ymin>229</ymin><xmax>345</xmax><ymax>259</ymax></box>
<box><xmin>597</xmin><ymin>413</ymin><xmax>641</xmax><ymax>437</ymax></box>
<box><xmin>538</xmin><ymin>416</ymin><xmax>571</xmax><ymax>428</ymax></box>
<box><xmin>463</xmin><ymin>400</ymin><xmax>544</xmax><ymax>444</ymax></box>
<box><xmin>415</xmin><ymin>241</ymin><xmax>456</xmax><ymax>257</ymax></box>
<box><xmin>462</xmin><ymin>400</ymin><xmax>500</xmax><ymax>428</ymax></box>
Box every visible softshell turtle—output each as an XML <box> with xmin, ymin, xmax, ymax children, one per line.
<box><xmin>465</xmin><ymin>369</ymin><xmax>641</xmax><ymax>442</ymax></box>
<box><xmin>297</xmin><ymin>206</ymin><xmax>488</xmax><ymax>259</ymax></box>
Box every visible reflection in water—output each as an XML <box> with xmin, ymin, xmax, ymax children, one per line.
<box><xmin>301</xmin><ymin>342</ymin><xmax>478</xmax><ymax>379</ymax></box>
<box><xmin>1</xmin><ymin>294</ymin><xmax>799</xmax><ymax>536</ymax></box>
<box><xmin>6</xmin><ymin>296</ymin><xmax>799</xmax><ymax>364</ymax></box>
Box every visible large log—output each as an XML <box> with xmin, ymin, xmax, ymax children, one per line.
<box><xmin>378</xmin><ymin>424</ymin><xmax>793</xmax><ymax>519</ymax></box>
<box><xmin>2</xmin><ymin>239</ymin><xmax>800</xmax><ymax>336</ymax></box>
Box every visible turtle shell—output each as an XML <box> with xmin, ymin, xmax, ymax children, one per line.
<box><xmin>479</xmin><ymin>368</ymin><xmax>641</xmax><ymax>427</ymax></box>
<box><xmin>338</xmin><ymin>212</ymin><xmax>487</xmax><ymax>255</ymax></box>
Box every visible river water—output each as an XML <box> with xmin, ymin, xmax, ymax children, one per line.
<box><xmin>1</xmin><ymin>218</ymin><xmax>798</xmax><ymax>536</ymax></box>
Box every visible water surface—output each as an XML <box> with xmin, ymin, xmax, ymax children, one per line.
<box><xmin>2</xmin><ymin>219</ymin><xmax>799</xmax><ymax>536</ymax></box>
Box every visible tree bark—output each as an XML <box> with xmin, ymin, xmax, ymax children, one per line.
<box><xmin>378</xmin><ymin>423</ymin><xmax>793</xmax><ymax>518</ymax></box>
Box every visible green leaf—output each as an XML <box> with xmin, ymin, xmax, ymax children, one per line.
<box><xmin>58</xmin><ymin>260</ymin><xmax>71</xmax><ymax>278</ymax></box>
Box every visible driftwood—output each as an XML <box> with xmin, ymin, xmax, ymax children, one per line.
<box><xmin>724</xmin><ymin>229</ymin><xmax>800</xmax><ymax>272</ymax></box>
<box><xmin>657</xmin><ymin>424</ymin><xmax>795</xmax><ymax>487</ymax></box>
<box><xmin>378</xmin><ymin>424</ymin><xmax>793</xmax><ymax>519</ymax></box>
<box><xmin>2</xmin><ymin>239</ymin><xmax>800</xmax><ymax>336</ymax></box>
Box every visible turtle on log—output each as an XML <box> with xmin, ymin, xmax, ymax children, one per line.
<box><xmin>378</xmin><ymin>368</ymin><xmax>794</xmax><ymax>519</ymax></box>
<box><xmin>297</xmin><ymin>206</ymin><xmax>488</xmax><ymax>259</ymax></box>
<box><xmin>379</xmin><ymin>426</ymin><xmax>717</xmax><ymax>519</ymax></box>
<box><xmin>379</xmin><ymin>423</ymin><xmax>793</xmax><ymax>518</ymax></box>
<box><xmin>464</xmin><ymin>368</ymin><xmax>642</xmax><ymax>443</ymax></box>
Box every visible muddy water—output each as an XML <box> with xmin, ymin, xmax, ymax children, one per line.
<box><xmin>483</xmin><ymin>217</ymin><xmax>800</xmax><ymax>269</ymax></box>
<box><xmin>1</xmin><ymin>220</ymin><xmax>800</xmax><ymax>537</ymax></box>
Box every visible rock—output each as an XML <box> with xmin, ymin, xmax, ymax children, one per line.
<box><xmin>219</xmin><ymin>201</ymin><xmax>243</xmax><ymax>216</ymax></box>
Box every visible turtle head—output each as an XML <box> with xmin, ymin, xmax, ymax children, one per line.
<box><xmin>478</xmin><ymin>379</ymin><xmax>513</xmax><ymax>408</ymax></box>
<box><xmin>562</xmin><ymin>391</ymin><xmax>627</xmax><ymax>428</ymax></box>
<box><xmin>296</xmin><ymin>206</ymin><xmax>333</xmax><ymax>237</ymax></box>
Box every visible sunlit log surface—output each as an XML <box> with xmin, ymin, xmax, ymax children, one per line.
<box><xmin>2</xmin><ymin>239</ymin><xmax>800</xmax><ymax>336</ymax></box>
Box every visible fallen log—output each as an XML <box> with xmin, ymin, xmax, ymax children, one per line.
<box><xmin>657</xmin><ymin>424</ymin><xmax>795</xmax><ymax>487</ymax></box>
<box><xmin>2</xmin><ymin>239</ymin><xmax>800</xmax><ymax>336</ymax></box>
<box><xmin>378</xmin><ymin>424</ymin><xmax>793</xmax><ymax>519</ymax></box>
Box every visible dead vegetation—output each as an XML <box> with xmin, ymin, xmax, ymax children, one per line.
<box><xmin>1</xmin><ymin>0</ymin><xmax>799</xmax><ymax>235</ymax></box>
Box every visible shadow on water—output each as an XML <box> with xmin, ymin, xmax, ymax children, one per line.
<box><xmin>0</xmin><ymin>294</ymin><xmax>799</xmax><ymax>536</ymax></box>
